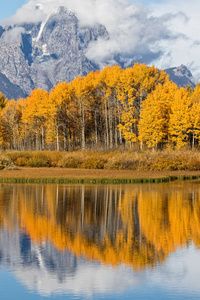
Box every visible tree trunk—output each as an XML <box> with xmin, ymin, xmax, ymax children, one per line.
<box><xmin>108</xmin><ymin>104</ymin><xmax>113</xmax><ymax>149</ymax></box>
<box><xmin>81</xmin><ymin>103</ymin><xmax>85</xmax><ymax>150</ymax></box>
<box><xmin>104</xmin><ymin>101</ymin><xmax>109</xmax><ymax>149</ymax></box>
<box><xmin>12</xmin><ymin>126</ymin><xmax>16</xmax><ymax>150</ymax></box>
<box><xmin>41</xmin><ymin>124</ymin><xmax>45</xmax><ymax>151</ymax></box>
<box><xmin>114</xmin><ymin>113</ymin><xmax>118</xmax><ymax>148</ymax></box>
<box><xmin>94</xmin><ymin>110</ymin><xmax>98</xmax><ymax>145</ymax></box>
<box><xmin>192</xmin><ymin>131</ymin><xmax>195</xmax><ymax>149</ymax></box>
<box><xmin>35</xmin><ymin>116</ymin><xmax>39</xmax><ymax>151</ymax></box>
<box><xmin>55</xmin><ymin>117</ymin><xmax>59</xmax><ymax>151</ymax></box>
<box><xmin>63</xmin><ymin>125</ymin><xmax>69</xmax><ymax>151</ymax></box>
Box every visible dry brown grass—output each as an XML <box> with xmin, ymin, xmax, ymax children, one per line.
<box><xmin>3</xmin><ymin>149</ymin><xmax>200</xmax><ymax>175</ymax></box>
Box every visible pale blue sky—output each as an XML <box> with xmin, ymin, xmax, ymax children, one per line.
<box><xmin>0</xmin><ymin>0</ymin><xmax>160</xmax><ymax>22</ymax></box>
<box><xmin>1</xmin><ymin>0</ymin><xmax>27</xmax><ymax>21</ymax></box>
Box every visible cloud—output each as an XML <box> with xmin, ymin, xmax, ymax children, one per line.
<box><xmin>2</xmin><ymin>26</ymin><xmax>25</xmax><ymax>43</ymax></box>
<box><xmin>15</xmin><ymin>263</ymin><xmax>143</xmax><ymax>297</ymax></box>
<box><xmin>1</xmin><ymin>0</ymin><xmax>200</xmax><ymax>81</ymax></box>
<box><xmin>150</xmin><ymin>244</ymin><xmax>200</xmax><ymax>297</ymax></box>
<box><xmin>1</xmin><ymin>0</ymin><xmax>179</xmax><ymax>69</ymax></box>
<box><xmin>84</xmin><ymin>4</ymin><xmax>179</xmax><ymax>68</ymax></box>
<box><xmin>147</xmin><ymin>0</ymin><xmax>200</xmax><ymax>80</ymax></box>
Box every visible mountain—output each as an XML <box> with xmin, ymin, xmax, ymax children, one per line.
<box><xmin>164</xmin><ymin>65</ymin><xmax>195</xmax><ymax>89</ymax></box>
<box><xmin>0</xmin><ymin>72</ymin><xmax>27</xmax><ymax>99</ymax></box>
<box><xmin>0</xmin><ymin>6</ymin><xmax>108</xmax><ymax>99</ymax></box>
<box><xmin>0</xmin><ymin>7</ymin><xmax>197</xmax><ymax>99</ymax></box>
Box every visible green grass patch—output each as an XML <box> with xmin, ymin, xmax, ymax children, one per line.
<box><xmin>1</xmin><ymin>175</ymin><xmax>200</xmax><ymax>185</ymax></box>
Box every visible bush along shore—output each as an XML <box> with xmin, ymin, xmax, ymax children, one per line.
<box><xmin>4</xmin><ymin>149</ymin><xmax>200</xmax><ymax>171</ymax></box>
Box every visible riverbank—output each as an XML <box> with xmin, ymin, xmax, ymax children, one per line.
<box><xmin>0</xmin><ymin>167</ymin><xmax>200</xmax><ymax>184</ymax></box>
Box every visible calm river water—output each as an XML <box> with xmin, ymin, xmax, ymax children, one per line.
<box><xmin>0</xmin><ymin>182</ymin><xmax>200</xmax><ymax>299</ymax></box>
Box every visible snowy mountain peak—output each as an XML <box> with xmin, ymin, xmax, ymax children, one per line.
<box><xmin>165</xmin><ymin>65</ymin><xmax>195</xmax><ymax>88</ymax></box>
<box><xmin>0</xmin><ymin>6</ymin><xmax>108</xmax><ymax>98</ymax></box>
<box><xmin>173</xmin><ymin>65</ymin><xmax>194</xmax><ymax>81</ymax></box>
<box><xmin>53</xmin><ymin>6</ymin><xmax>76</xmax><ymax>17</ymax></box>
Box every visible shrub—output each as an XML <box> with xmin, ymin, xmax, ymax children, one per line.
<box><xmin>186</xmin><ymin>157</ymin><xmax>200</xmax><ymax>171</ymax></box>
<box><xmin>81</xmin><ymin>157</ymin><xmax>107</xmax><ymax>169</ymax></box>
<box><xmin>15</xmin><ymin>157</ymin><xmax>28</xmax><ymax>166</ymax></box>
<box><xmin>7</xmin><ymin>151</ymin><xmax>32</xmax><ymax>165</ymax></box>
<box><xmin>0</xmin><ymin>154</ymin><xmax>16</xmax><ymax>170</ymax></box>
<box><xmin>58</xmin><ymin>154</ymin><xmax>84</xmax><ymax>168</ymax></box>
<box><xmin>27</xmin><ymin>157</ymin><xmax>49</xmax><ymax>167</ymax></box>
<box><xmin>4</xmin><ymin>149</ymin><xmax>200</xmax><ymax>171</ymax></box>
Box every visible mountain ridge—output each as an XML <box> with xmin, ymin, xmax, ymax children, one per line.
<box><xmin>164</xmin><ymin>64</ymin><xmax>195</xmax><ymax>89</ymax></box>
<box><xmin>0</xmin><ymin>6</ymin><xmax>197</xmax><ymax>99</ymax></box>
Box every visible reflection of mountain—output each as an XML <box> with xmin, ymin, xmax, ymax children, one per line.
<box><xmin>0</xmin><ymin>227</ymin><xmax>79</xmax><ymax>281</ymax></box>
<box><xmin>0</xmin><ymin>228</ymin><xmax>141</xmax><ymax>297</ymax></box>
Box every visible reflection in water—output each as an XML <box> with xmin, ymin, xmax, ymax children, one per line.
<box><xmin>0</xmin><ymin>182</ymin><xmax>200</xmax><ymax>298</ymax></box>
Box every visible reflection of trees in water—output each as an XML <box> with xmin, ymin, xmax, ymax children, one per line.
<box><xmin>1</xmin><ymin>182</ymin><xmax>200</xmax><ymax>269</ymax></box>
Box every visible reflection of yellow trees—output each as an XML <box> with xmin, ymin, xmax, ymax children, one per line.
<box><xmin>1</xmin><ymin>183</ymin><xmax>200</xmax><ymax>269</ymax></box>
<box><xmin>138</xmin><ymin>184</ymin><xmax>200</xmax><ymax>255</ymax></box>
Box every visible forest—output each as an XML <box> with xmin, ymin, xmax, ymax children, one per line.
<box><xmin>0</xmin><ymin>62</ymin><xmax>199</xmax><ymax>153</ymax></box>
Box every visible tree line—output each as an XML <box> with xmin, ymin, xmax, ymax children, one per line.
<box><xmin>0</xmin><ymin>62</ymin><xmax>199</xmax><ymax>151</ymax></box>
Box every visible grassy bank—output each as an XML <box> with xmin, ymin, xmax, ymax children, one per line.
<box><xmin>4</xmin><ymin>149</ymin><xmax>200</xmax><ymax>171</ymax></box>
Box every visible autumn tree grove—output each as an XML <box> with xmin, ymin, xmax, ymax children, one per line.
<box><xmin>0</xmin><ymin>63</ymin><xmax>199</xmax><ymax>151</ymax></box>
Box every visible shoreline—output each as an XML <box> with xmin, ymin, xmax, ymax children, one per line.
<box><xmin>0</xmin><ymin>167</ymin><xmax>200</xmax><ymax>184</ymax></box>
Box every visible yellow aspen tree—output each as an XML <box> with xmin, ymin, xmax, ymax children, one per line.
<box><xmin>22</xmin><ymin>89</ymin><xmax>49</xmax><ymax>150</ymax></box>
<box><xmin>16</xmin><ymin>98</ymin><xmax>27</xmax><ymax>150</ymax></box>
<box><xmin>0</xmin><ymin>92</ymin><xmax>7</xmax><ymax>148</ymax></box>
<box><xmin>169</xmin><ymin>88</ymin><xmax>192</xmax><ymax>149</ymax></box>
<box><xmin>1</xmin><ymin>99</ymin><xmax>22</xmax><ymax>149</ymax></box>
<box><xmin>189</xmin><ymin>84</ymin><xmax>200</xmax><ymax>147</ymax></box>
<box><xmin>190</xmin><ymin>102</ymin><xmax>200</xmax><ymax>148</ymax></box>
<box><xmin>71</xmin><ymin>75</ymin><xmax>95</xmax><ymax>150</ymax></box>
<box><xmin>118</xmin><ymin>63</ymin><xmax>169</xmax><ymax>147</ymax></box>
<box><xmin>0</xmin><ymin>92</ymin><xmax>8</xmax><ymax>148</ymax></box>
<box><xmin>139</xmin><ymin>81</ymin><xmax>177</xmax><ymax>149</ymax></box>
<box><xmin>97</xmin><ymin>65</ymin><xmax>122</xmax><ymax>149</ymax></box>
<box><xmin>85</xmin><ymin>70</ymin><xmax>102</xmax><ymax>146</ymax></box>
<box><xmin>49</xmin><ymin>82</ymin><xmax>73</xmax><ymax>151</ymax></box>
<box><xmin>0</xmin><ymin>92</ymin><xmax>7</xmax><ymax>109</ymax></box>
<box><xmin>0</xmin><ymin>111</ymin><xmax>3</xmax><ymax>148</ymax></box>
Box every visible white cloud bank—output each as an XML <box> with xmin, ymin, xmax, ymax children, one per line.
<box><xmin>149</xmin><ymin>0</ymin><xmax>200</xmax><ymax>81</ymax></box>
<box><xmin>1</xmin><ymin>0</ymin><xmax>200</xmax><ymax>80</ymax></box>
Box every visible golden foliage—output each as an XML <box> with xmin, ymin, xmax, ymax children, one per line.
<box><xmin>0</xmin><ymin>63</ymin><xmax>200</xmax><ymax>150</ymax></box>
<box><xmin>139</xmin><ymin>81</ymin><xmax>177</xmax><ymax>148</ymax></box>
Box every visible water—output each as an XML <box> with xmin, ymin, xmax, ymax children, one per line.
<box><xmin>0</xmin><ymin>182</ymin><xmax>200</xmax><ymax>299</ymax></box>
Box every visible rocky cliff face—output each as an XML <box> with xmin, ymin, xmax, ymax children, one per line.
<box><xmin>0</xmin><ymin>6</ymin><xmax>108</xmax><ymax>99</ymax></box>
<box><xmin>0</xmin><ymin>8</ymin><xmax>196</xmax><ymax>99</ymax></box>
<box><xmin>0</xmin><ymin>72</ymin><xmax>27</xmax><ymax>99</ymax></box>
<box><xmin>164</xmin><ymin>64</ymin><xmax>195</xmax><ymax>89</ymax></box>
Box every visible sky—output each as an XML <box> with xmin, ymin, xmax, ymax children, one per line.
<box><xmin>0</xmin><ymin>0</ymin><xmax>200</xmax><ymax>81</ymax></box>
<box><xmin>0</xmin><ymin>0</ymin><xmax>165</xmax><ymax>21</ymax></box>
